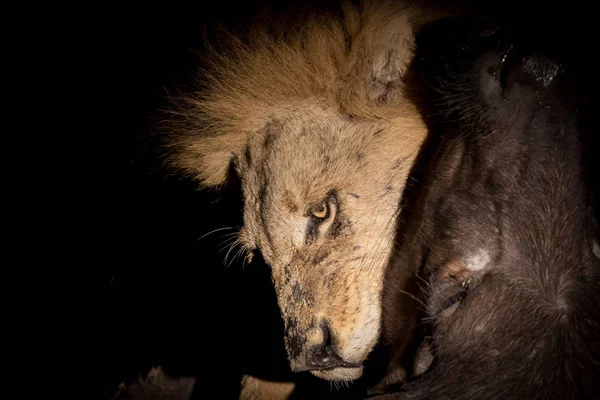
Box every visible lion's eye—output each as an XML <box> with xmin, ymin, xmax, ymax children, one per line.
<box><xmin>311</xmin><ymin>202</ymin><xmax>329</xmax><ymax>220</ymax></box>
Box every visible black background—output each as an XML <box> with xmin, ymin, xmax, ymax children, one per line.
<box><xmin>98</xmin><ymin>2</ymin><xmax>291</xmax><ymax>399</ymax></box>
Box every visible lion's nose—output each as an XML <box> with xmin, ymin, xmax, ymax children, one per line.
<box><xmin>291</xmin><ymin>320</ymin><xmax>360</xmax><ymax>372</ymax></box>
<box><xmin>306</xmin><ymin>321</ymin><xmax>343</xmax><ymax>369</ymax></box>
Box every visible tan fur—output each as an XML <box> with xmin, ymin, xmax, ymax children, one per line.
<box><xmin>162</xmin><ymin>0</ymin><xmax>435</xmax><ymax>387</ymax></box>
<box><xmin>239</xmin><ymin>376</ymin><xmax>295</xmax><ymax>400</ymax></box>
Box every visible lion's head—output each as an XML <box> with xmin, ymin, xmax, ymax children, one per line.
<box><xmin>163</xmin><ymin>1</ymin><xmax>428</xmax><ymax>382</ymax></box>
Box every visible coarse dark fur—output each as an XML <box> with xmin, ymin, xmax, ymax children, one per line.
<box><xmin>373</xmin><ymin>16</ymin><xmax>600</xmax><ymax>400</ymax></box>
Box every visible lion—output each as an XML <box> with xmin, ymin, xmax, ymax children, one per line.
<box><xmin>160</xmin><ymin>0</ymin><xmax>451</xmax><ymax>394</ymax></box>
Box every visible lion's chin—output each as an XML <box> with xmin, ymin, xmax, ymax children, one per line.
<box><xmin>310</xmin><ymin>365</ymin><xmax>364</xmax><ymax>381</ymax></box>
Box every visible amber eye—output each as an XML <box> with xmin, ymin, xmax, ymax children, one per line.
<box><xmin>312</xmin><ymin>202</ymin><xmax>329</xmax><ymax>220</ymax></box>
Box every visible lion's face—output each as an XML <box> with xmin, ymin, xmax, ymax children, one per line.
<box><xmin>236</xmin><ymin>106</ymin><xmax>423</xmax><ymax>380</ymax></box>
<box><xmin>163</xmin><ymin>0</ymin><xmax>434</xmax><ymax>382</ymax></box>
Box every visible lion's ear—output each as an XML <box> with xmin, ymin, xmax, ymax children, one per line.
<box><xmin>356</xmin><ymin>2</ymin><xmax>459</xmax><ymax>104</ymax></box>
<box><xmin>340</xmin><ymin>2</ymin><xmax>418</xmax><ymax>111</ymax></box>
<box><xmin>368</xmin><ymin>5</ymin><xmax>415</xmax><ymax>103</ymax></box>
<box><xmin>365</xmin><ymin>39</ymin><xmax>413</xmax><ymax>104</ymax></box>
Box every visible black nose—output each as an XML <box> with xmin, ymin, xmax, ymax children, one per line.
<box><xmin>304</xmin><ymin>321</ymin><xmax>359</xmax><ymax>371</ymax></box>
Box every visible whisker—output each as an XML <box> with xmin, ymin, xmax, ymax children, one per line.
<box><xmin>197</xmin><ymin>226</ymin><xmax>235</xmax><ymax>241</ymax></box>
<box><xmin>217</xmin><ymin>237</ymin><xmax>239</xmax><ymax>253</ymax></box>
<box><xmin>218</xmin><ymin>235</ymin><xmax>239</xmax><ymax>248</ymax></box>
<box><xmin>223</xmin><ymin>241</ymin><xmax>240</xmax><ymax>268</ymax></box>
<box><xmin>228</xmin><ymin>243</ymin><xmax>248</xmax><ymax>269</ymax></box>
<box><xmin>414</xmin><ymin>272</ymin><xmax>431</xmax><ymax>288</ymax></box>
<box><xmin>395</xmin><ymin>288</ymin><xmax>427</xmax><ymax>309</ymax></box>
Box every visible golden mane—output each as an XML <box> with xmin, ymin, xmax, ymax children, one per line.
<box><xmin>161</xmin><ymin>0</ymin><xmax>431</xmax><ymax>186</ymax></box>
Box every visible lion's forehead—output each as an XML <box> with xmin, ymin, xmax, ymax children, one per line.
<box><xmin>241</xmin><ymin>114</ymin><xmax>410</xmax><ymax>173</ymax></box>
<box><xmin>242</xmin><ymin>138</ymin><xmax>410</xmax><ymax>205</ymax></box>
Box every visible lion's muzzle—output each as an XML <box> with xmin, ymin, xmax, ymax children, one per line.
<box><xmin>286</xmin><ymin>319</ymin><xmax>360</xmax><ymax>373</ymax></box>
